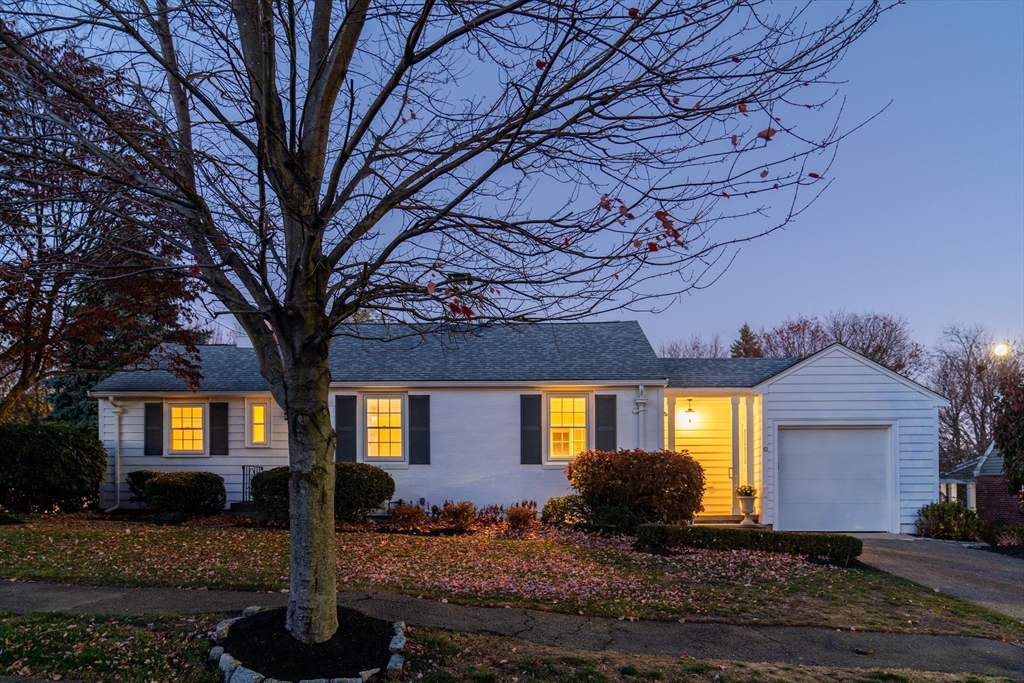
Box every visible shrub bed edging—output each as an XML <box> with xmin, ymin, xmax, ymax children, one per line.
<box><xmin>210</xmin><ymin>607</ymin><xmax>406</xmax><ymax>683</ymax></box>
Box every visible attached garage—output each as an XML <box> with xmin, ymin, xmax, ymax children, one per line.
<box><xmin>777</xmin><ymin>427</ymin><xmax>890</xmax><ymax>532</ymax></box>
<box><xmin>756</xmin><ymin>345</ymin><xmax>949</xmax><ymax>534</ymax></box>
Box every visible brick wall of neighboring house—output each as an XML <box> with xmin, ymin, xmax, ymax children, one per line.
<box><xmin>976</xmin><ymin>476</ymin><xmax>1024</xmax><ymax>527</ymax></box>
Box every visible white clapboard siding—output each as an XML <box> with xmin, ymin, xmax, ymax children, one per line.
<box><xmin>758</xmin><ymin>347</ymin><xmax>943</xmax><ymax>533</ymax></box>
<box><xmin>97</xmin><ymin>396</ymin><xmax>289</xmax><ymax>508</ymax></box>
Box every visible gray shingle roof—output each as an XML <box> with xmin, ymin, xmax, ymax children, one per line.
<box><xmin>92</xmin><ymin>322</ymin><xmax>665</xmax><ymax>392</ymax></box>
<box><xmin>661</xmin><ymin>357</ymin><xmax>801</xmax><ymax>388</ymax></box>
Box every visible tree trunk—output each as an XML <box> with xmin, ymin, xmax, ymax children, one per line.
<box><xmin>283</xmin><ymin>352</ymin><xmax>338</xmax><ymax>643</ymax></box>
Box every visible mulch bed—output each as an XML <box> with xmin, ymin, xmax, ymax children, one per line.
<box><xmin>979</xmin><ymin>544</ymin><xmax>1024</xmax><ymax>559</ymax></box>
<box><xmin>221</xmin><ymin>607</ymin><xmax>393</xmax><ymax>680</ymax></box>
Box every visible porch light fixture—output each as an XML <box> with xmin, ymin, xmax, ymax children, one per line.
<box><xmin>685</xmin><ymin>399</ymin><xmax>695</xmax><ymax>423</ymax></box>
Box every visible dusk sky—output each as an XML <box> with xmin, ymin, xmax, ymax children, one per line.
<box><xmin>606</xmin><ymin>0</ymin><xmax>1024</xmax><ymax>351</ymax></box>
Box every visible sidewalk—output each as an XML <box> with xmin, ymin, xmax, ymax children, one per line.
<box><xmin>1</xmin><ymin>581</ymin><xmax>1022</xmax><ymax>677</ymax></box>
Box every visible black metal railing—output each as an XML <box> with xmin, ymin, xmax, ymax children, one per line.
<box><xmin>241</xmin><ymin>465</ymin><xmax>264</xmax><ymax>502</ymax></box>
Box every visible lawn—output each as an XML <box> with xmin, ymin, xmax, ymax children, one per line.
<box><xmin>4</xmin><ymin>612</ymin><xmax>1012</xmax><ymax>683</ymax></box>
<box><xmin>1</xmin><ymin>515</ymin><xmax>1021</xmax><ymax>642</ymax></box>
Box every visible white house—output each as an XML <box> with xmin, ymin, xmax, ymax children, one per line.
<box><xmin>91</xmin><ymin>321</ymin><xmax>948</xmax><ymax>533</ymax></box>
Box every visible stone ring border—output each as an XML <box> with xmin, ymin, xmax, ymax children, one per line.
<box><xmin>208</xmin><ymin>606</ymin><xmax>407</xmax><ymax>683</ymax></box>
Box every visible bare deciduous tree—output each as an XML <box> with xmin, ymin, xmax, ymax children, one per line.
<box><xmin>929</xmin><ymin>324</ymin><xmax>1021</xmax><ymax>469</ymax></box>
<box><xmin>0</xmin><ymin>0</ymin><xmax>888</xmax><ymax>642</ymax></box>
<box><xmin>658</xmin><ymin>332</ymin><xmax>728</xmax><ymax>358</ymax></box>
<box><xmin>757</xmin><ymin>311</ymin><xmax>927</xmax><ymax>377</ymax></box>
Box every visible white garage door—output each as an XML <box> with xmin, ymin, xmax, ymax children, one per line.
<box><xmin>777</xmin><ymin>427</ymin><xmax>889</xmax><ymax>532</ymax></box>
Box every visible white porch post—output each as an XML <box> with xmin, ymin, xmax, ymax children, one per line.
<box><xmin>949</xmin><ymin>483</ymin><xmax>958</xmax><ymax>502</ymax></box>
<box><xmin>745</xmin><ymin>396</ymin><xmax>754</xmax><ymax>486</ymax></box>
<box><xmin>966</xmin><ymin>483</ymin><xmax>977</xmax><ymax>511</ymax></box>
<box><xmin>731</xmin><ymin>396</ymin><xmax>740</xmax><ymax>516</ymax></box>
<box><xmin>666</xmin><ymin>397</ymin><xmax>676</xmax><ymax>452</ymax></box>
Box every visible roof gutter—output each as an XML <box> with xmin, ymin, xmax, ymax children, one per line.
<box><xmin>104</xmin><ymin>397</ymin><xmax>124</xmax><ymax>513</ymax></box>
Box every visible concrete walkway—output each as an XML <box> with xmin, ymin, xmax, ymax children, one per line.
<box><xmin>855</xmin><ymin>534</ymin><xmax>1024</xmax><ymax>620</ymax></box>
<box><xmin>1</xmin><ymin>581</ymin><xmax>1021</xmax><ymax>677</ymax></box>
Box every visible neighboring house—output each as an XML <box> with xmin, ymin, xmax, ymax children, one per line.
<box><xmin>940</xmin><ymin>443</ymin><xmax>1024</xmax><ymax>527</ymax></box>
<box><xmin>91</xmin><ymin>321</ymin><xmax>949</xmax><ymax>533</ymax></box>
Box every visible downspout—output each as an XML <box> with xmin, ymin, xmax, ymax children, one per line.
<box><xmin>104</xmin><ymin>397</ymin><xmax>124</xmax><ymax>513</ymax></box>
<box><xmin>633</xmin><ymin>385</ymin><xmax>647</xmax><ymax>450</ymax></box>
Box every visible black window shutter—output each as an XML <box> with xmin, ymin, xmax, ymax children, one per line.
<box><xmin>408</xmin><ymin>395</ymin><xmax>430</xmax><ymax>465</ymax></box>
<box><xmin>520</xmin><ymin>395</ymin><xmax>542</xmax><ymax>465</ymax></box>
<box><xmin>335</xmin><ymin>395</ymin><xmax>357</xmax><ymax>462</ymax></box>
<box><xmin>210</xmin><ymin>403</ymin><xmax>229</xmax><ymax>455</ymax></box>
<box><xmin>595</xmin><ymin>395</ymin><xmax>617</xmax><ymax>452</ymax></box>
<box><xmin>144</xmin><ymin>403</ymin><xmax>163</xmax><ymax>456</ymax></box>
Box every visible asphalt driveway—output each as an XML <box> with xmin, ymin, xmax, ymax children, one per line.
<box><xmin>855</xmin><ymin>534</ymin><xmax>1024</xmax><ymax>620</ymax></box>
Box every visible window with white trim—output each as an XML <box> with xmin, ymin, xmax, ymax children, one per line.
<box><xmin>249</xmin><ymin>400</ymin><xmax>270</xmax><ymax>446</ymax></box>
<box><xmin>549</xmin><ymin>395</ymin><xmax>587</xmax><ymax>460</ymax></box>
<box><xmin>170</xmin><ymin>405</ymin><xmax>204</xmax><ymax>453</ymax></box>
<box><xmin>365</xmin><ymin>396</ymin><xmax>404</xmax><ymax>459</ymax></box>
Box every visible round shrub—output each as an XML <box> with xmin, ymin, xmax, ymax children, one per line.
<box><xmin>126</xmin><ymin>470</ymin><xmax>163</xmax><ymax>506</ymax></box>
<box><xmin>436</xmin><ymin>500</ymin><xmax>477</xmax><ymax>531</ymax></box>
<box><xmin>505</xmin><ymin>500</ymin><xmax>538</xmax><ymax>531</ymax></box>
<box><xmin>251</xmin><ymin>466</ymin><xmax>290</xmax><ymax>521</ymax></box>
<box><xmin>566</xmin><ymin>449</ymin><xmax>705</xmax><ymax>533</ymax></box>
<box><xmin>252</xmin><ymin>463</ymin><xmax>395</xmax><ymax>521</ymax></box>
<box><xmin>335</xmin><ymin>462</ymin><xmax>395</xmax><ymax>520</ymax></box>
<box><xmin>142</xmin><ymin>471</ymin><xmax>226</xmax><ymax>515</ymax></box>
<box><xmin>540</xmin><ymin>494</ymin><xmax>590</xmax><ymax>526</ymax></box>
<box><xmin>0</xmin><ymin>423</ymin><xmax>107</xmax><ymax>513</ymax></box>
<box><xmin>915</xmin><ymin>501</ymin><xmax>983</xmax><ymax>540</ymax></box>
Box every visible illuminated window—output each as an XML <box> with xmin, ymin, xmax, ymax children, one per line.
<box><xmin>366</xmin><ymin>396</ymin><xmax>403</xmax><ymax>458</ymax></box>
<box><xmin>170</xmin><ymin>405</ymin><xmax>204</xmax><ymax>453</ymax></box>
<box><xmin>250</xmin><ymin>402</ymin><xmax>269</xmax><ymax>446</ymax></box>
<box><xmin>549</xmin><ymin>396</ymin><xmax>586</xmax><ymax>459</ymax></box>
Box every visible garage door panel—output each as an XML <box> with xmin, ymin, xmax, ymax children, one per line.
<box><xmin>778</xmin><ymin>427</ymin><xmax>889</xmax><ymax>532</ymax></box>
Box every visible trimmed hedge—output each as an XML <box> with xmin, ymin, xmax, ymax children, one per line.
<box><xmin>126</xmin><ymin>470</ymin><xmax>163</xmax><ymax>506</ymax></box>
<box><xmin>0</xmin><ymin>423</ymin><xmax>107</xmax><ymax>513</ymax></box>
<box><xmin>251</xmin><ymin>466</ymin><xmax>291</xmax><ymax>521</ymax></box>
<box><xmin>566</xmin><ymin>449</ymin><xmax>705</xmax><ymax>532</ymax></box>
<box><xmin>251</xmin><ymin>463</ymin><xmax>395</xmax><ymax>521</ymax></box>
<box><xmin>142</xmin><ymin>471</ymin><xmax>226</xmax><ymax>515</ymax></box>
<box><xmin>636</xmin><ymin>524</ymin><xmax>863</xmax><ymax>562</ymax></box>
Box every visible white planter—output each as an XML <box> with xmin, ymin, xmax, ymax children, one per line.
<box><xmin>737</xmin><ymin>495</ymin><xmax>757</xmax><ymax>526</ymax></box>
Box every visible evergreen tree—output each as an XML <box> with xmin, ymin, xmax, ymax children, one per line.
<box><xmin>730</xmin><ymin>324</ymin><xmax>764</xmax><ymax>358</ymax></box>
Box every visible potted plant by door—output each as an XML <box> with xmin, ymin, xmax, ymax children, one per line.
<box><xmin>735</xmin><ymin>485</ymin><xmax>758</xmax><ymax>526</ymax></box>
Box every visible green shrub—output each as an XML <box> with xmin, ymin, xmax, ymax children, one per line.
<box><xmin>335</xmin><ymin>462</ymin><xmax>395</xmax><ymax>520</ymax></box>
<box><xmin>0</xmin><ymin>422</ymin><xmax>107</xmax><ymax>513</ymax></box>
<box><xmin>915</xmin><ymin>501</ymin><xmax>983</xmax><ymax>541</ymax></box>
<box><xmin>251</xmin><ymin>466</ymin><xmax>290</xmax><ymax>520</ymax></box>
<box><xmin>126</xmin><ymin>470</ymin><xmax>163</xmax><ymax>506</ymax></box>
<box><xmin>437</xmin><ymin>500</ymin><xmax>477</xmax><ymax>531</ymax></box>
<box><xmin>142</xmin><ymin>471</ymin><xmax>226</xmax><ymax>514</ymax></box>
<box><xmin>566</xmin><ymin>449</ymin><xmax>705</xmax><ymax>533</ymax></box>
<box><xmin>540</xmin><ymin>494</ymin><xmax>591</xmax><ymax>526</ymax></box>
<box><xmin>636</xmin><ymin>524</ymin><xmax>862</xmax><ymax>562</ymax></box>
<box><xmin>252</xmin><ymin>463</ymin><xmax>395</xmax><ymax>521</ymax></box>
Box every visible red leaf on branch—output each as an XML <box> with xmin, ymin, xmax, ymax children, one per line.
<box><xmin>633</xmin><ymin>239</ymin><xmax>643</xmax><ymax>248</ymax></box>
<box><xmin>535</xmin><ymin>60</ymin><xmax>547</xmax><ymax>69</ymax></box>
<box><xmin>701</xmin><ymin>2</ymin><xmax>708</xmax><ymax>8</ymax></box>
<box><xmin>563</xmin><ymin>237</ymin><xmax>571</xmax><ymax>248</ymax></box>
<box><xmin>756</xmin><ymin>127</ymin><xmax>777</xmax><ymax>141</ymax></box>
<box><xmin>672</xmin><ymin>96</ymin><xmax>680</xmax><ymax>104</ymax></box>
<box><xmin>599</xmin><ymin>195</ymin><xmax>612</xmax><ymax>211</ymax></box>
<box><xmin>191</xmin><ymin>265</ymin><xmax>201</xmax><ymax>276</ymax></box>
<box><xmin>808</xmin><ymin>172</ymin><xmax>820</xmax><ymax>178</ymax></box>
<box><xmin>618</xmin><ymin>204</ymin><xmax>629</xmax><ymax>216</ymax></box>
<box><xmin>647</xmin><ymin>242</ymin><xmax>659</xmax><ymax>252</ymax></box>
<box><xmin>409</xmin><ymin>110</ymin><xmax>416</xmax><ymax>119</ymax></box>
<box><xmin>738</xmin><ymin>102</ymin><xmax>748</xmax><ymax>115</ymax></box>
<box><xmin>721</xmin><ymin>191</ymin><xmax>730</xmax><ymax>198</ymax></box>
<box><xmin>760</xmin><ymin>169</ymin><xmax>769</xmax><ymax>178</ymax></box>
<box><xmin>773</xmin><ymin>183</ymin><xmax>780</xmax><ymax>189</ymax></box>
<box><xmin>694</xmin><ymin>100</ymin><xmax>702</xmax><ymax>109</ymax></box>
<box><xmin>448</xmin><ymin>301</ymin><xmax>460</xmax><ymax>315</ymax></box>
<box><xmin>732</xmin><ymin>56</ymin><xmax>741</xmax><ymax>63</ymax></box>
<box><xmin>426</xmin><ymin>281</ymin><xmax>436</xmax><ymax>295</ymax></box>
<box><xmin>628</xmin><ymin>7</ymin><xmax>639</xmax><ymax>18</ymax></box>
<box><xmin>20</xmin><ymin>258</ymin><xmax>29</xmax><ymax>268</ymax></box>
<box><xmin>731</xmin><ymin>134</ymin><xmax>738</xmax><ymax>146</ymax></box>
<box><xmin>460</xmin><ymin>305</ymin><xmax>473</xmax><ymax>319</ymax></box>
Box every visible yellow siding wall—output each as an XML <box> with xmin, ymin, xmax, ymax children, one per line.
<box><xmin>674</xmin><ymin>397</ymin><xmax>734</xmax><ymax>516</ymax></box>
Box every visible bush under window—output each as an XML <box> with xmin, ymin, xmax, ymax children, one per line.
<box><xmin>251</xmin><ymin>463</ymin><xmax>395</xmax><ymax>521</ymax></box>
<box><xmin>565</xmin><ymin>449</ymin><xmax>705</xmax><ymax>533</ymax></box>
<box><xmin>142</xmin><ymin>471</ymin><xmax>226</xmax><ymax>514</ymax></box>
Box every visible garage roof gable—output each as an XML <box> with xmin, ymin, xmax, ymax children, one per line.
<box><xmin>752</xmin><ymin>343</ymin><xmax>950</xmax><ymax>407</ymax></box>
